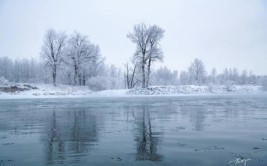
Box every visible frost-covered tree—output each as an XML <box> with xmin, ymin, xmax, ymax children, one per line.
<box><xmin>151</xmin><ymin>66</ymin><xmax>178</xmax><ymax>86</ymax></box>
<box><xmin>248</xmin><ymin>71</ymin><xmax>256</xmax><ymax>85</ymax></box>
<box><xmin>232</xmin><ymin>68</ymin><xmax>239</xmax><ymax>84</ymax></box>
<box><xmin>0</xmin><ymin>57</ymin><xmax>13</xmax><ymax>81</ymax></box>
<box><xmin>240</xmin><ymin>69</ymin><xmax>248</xmax><ymax>85</ymax></box>
<box><xmin>188</xmin><ymin>58</ymin><xmax>206</xmax><ymax>85</ymax></box>
<box><xmin>87</xmin><ymin>63</ymin><xmax>123</xmax><ymax>91</ymax></box>
<box><xmin>210</xmin><ymin>68</ymin><xmax>217</xmax><ymax>84</ymax></box>
<box><xmin>146</xmin><ymin>25</ymin><xmax>164</xmax><ymax>87</ymax></box>
<box><xmin>65</xmin><ymin>32</ymin><xmax>101</xmax><ymax>86</ymax></box>
<box><xmin>127</xmin><ymin>23</ymin><xmax>149</xmax><ymax>88</ymax></box>
<box><xmin>127</xmin><ymin>23</ymin><xmax>164</xmax><ymax>88</ymax></box>
<box><xmin>0</xmin><ymin>57</ymin><xmax>45</xmax><ymax>83</ymax></box>
<box><xmin>223</xmin><ymin>68</ymin><xmax>230</xmax><ymax>84</ymax></box>
<box><xmin>124</xmin><ymin>60</ymin><xmax>139</xmax><ymax>89</ymax></box>
<box><xmin>179</xmin><ymin>71</ymin><xmax>189</xmax><ymax>85</ymax></box>
<box><xmin>262</xmin><ymin>76</ymin><xmax>267</xmax><ymax>91</ymax></box>
<box><xmin>41</xmin><ymin>29</ymin><xmax>67</xmax><ymax>86</ymax></box>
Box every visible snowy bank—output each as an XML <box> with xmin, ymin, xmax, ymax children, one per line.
<box><xmin>127</xmin><ymin>85</ymin><xmax>263</xmax><ymax>96</ymax></box>
<box><xmin>0</xmin><ymin>83</ymin><xmax>265</xmax><ymax>99</ymax></box>
<box><xmin>0</xmin><ymin>84</ymin><xmax>93</xmax><ymax>99</ymax></box>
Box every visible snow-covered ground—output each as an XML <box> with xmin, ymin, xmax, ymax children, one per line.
<box><xmin>0</xmin><ymin>83</ymin><xmax>93</xmax><ymax>99</ymax></box>
<box><xmin>0</xmin><ymin>82</ymin><xmax>265</xmax><ymax>99</ymax></box>
<box><xmin>127</xmin><ymin>85</ymin><xmax>263</xmax><ymax>95</ymax></box>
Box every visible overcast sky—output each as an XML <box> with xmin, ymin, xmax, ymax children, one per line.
<box><xmin>0</xmin><ymin>0</ymin><xmax>267</xmax><ymax>74</ymax></box>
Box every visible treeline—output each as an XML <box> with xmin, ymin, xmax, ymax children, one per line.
<box><xmin>0</xmin><ymin>57</ymin><xmax>45</xmax><ymax>83</ymax></box>
<box><xmin>0</xmin><ymin>56</ymin><xmax>124</xmax><ymax>90</ymax></box>
<box><xmin>124</xmin><ymin>59</ymin><xmax>267</xmax><ymax>88</ymax></box>
<box><xmin>178</xmin><ymin>59</ymin><xmax>264</xmax><ymax>86</ymax></box>
<box><xmin>1</xmin><ymin>24</ymin><xmax>267</xmax><ymax>90</ymax></box>
<box><xmin>124</xmin><ymin>23</ymin><xmax>267</xmax><ymax>89</ymax></box>
<box><xmin>1</xmin><ymin>55</ymin><xmax>267</xmax><ymax>90</ymax></box>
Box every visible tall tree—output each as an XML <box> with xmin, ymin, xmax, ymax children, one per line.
<box><xmin>127</xmin><ymin>23</ymin><xmax>164</xmax><ymax>88</ymax></box>
<box><xmin>146</xmin><ymin>25</ymin><xmax>164</xmax><ymax>87</ymax></box>
<box><xmin>66</xmin><ymin>32</ymin><xmax>100</xmax><ymax>86</ymax></box>
<box><xmin>41</xmin><ymin>29</ymin><xmax>67</xmax><ymax>86</ymax></box>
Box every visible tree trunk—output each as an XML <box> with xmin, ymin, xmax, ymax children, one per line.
<box><xmin>78</xmin><ymin>73</ymin><xmax>82</xmax><ymax>86</ymax></box>
<box><xmin>125</xmin><ymin>63</ymin><xmax>130</xmax><ymax>89</ymax></box>
<box><xmin>146</xmin><ymin>58</ymin><xmax>152</xmax><ymax>87</ymax></box>
<box><xmin>74</xmin><ymin>65</ymin><xmax>78</xmax><ymax>86</ymax></box>
<box><xmin>142</xmin><ymin>62</ymin><xmax>145</xmax><ymax>88</ymax></box>
<box><xmin>141</xmin><ymin>53</ymin><xmax>146</xmax><ymax>88</ymax></box>
<box><xmin>82</xmin><ymin>73</ymin><xmax>86</xmax><ymax>86</ymax></box>
<box><xmin>52</xmin><ymin>67</ymin><xmax>57</xmax><ymax>86</ymax></box>
<box><xmin>130</xmin><ymin>64</ymin><xmax>136</xmax><ymax>89</ymax></box>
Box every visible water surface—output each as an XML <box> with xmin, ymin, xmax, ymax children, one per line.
<box><xmin>0</xmin><ymin>95</ymin><xmax>267</xmax><ymax>166</ymax></box>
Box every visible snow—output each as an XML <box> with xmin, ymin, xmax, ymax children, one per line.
<box><xmin>94</xmin><ymin>89</ymin><xmax>128</xmax><ymax>97</ymax></box>
<box><xmin>0</xmin><ymin>77</ymin><xmax>10</xmax><ymax>87</ymax></box>
<box><xmin>0</xmin><ymin>83</ymin><xmax>264</xmax><ymax>99</ymax></box>
<box><xmin>0</xmin><ymin>84</ymin><xmax>93</xmax><ymax>99</ymax></box>
<box><xmin>128</xmin><ymin>85</ymin><xmax>263</xmax><ymax>95</ymax></box>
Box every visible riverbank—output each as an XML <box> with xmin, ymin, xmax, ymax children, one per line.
<box><xmin>0</xmin><ymin>83</ymin><xmax>264</xmax><ymax>99</ymax></box>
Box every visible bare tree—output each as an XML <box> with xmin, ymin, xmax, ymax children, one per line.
<box><xmin>127</xmin><ymin>23</ymin><xmax>149</xmax><ymax>88</ymax></box>
<box><xmin>262</xmin><ymin>76</ymin><xmax>267</xmax><ymax>91</ymax></box>
<box><xmin>179</xmin><ymin>71</ymin><xmax>189</xmax><ymax>85</ymax></box>
<box><xmin>188</xmin><ymin>58</ymin><xmax>206</xmax><ymax>85</ymax></box>
<box><xmin>146</xmin><ymin>25</ymin><xmax>164</xmax><ymax>87</ymax></box>
<box><xmin>66</xmin><ymin>32</ymin><xmax>101</xmax><ymax>86</ymax></box>
<box><xmin>150</xmin><ymin>66</ymin><xmax>178</xmax><ymax>86</ymax></box>
<box><xmin>124</xmin><ymin>60</ymin><xmax>138</xmax><ymax>89</ymax></box>
<box><xmin>232</xmin><ymin>68</ymin><xmax>239</xmax><ymax>84</ymax></box>
<box><xmin>41</xmin><ymin>29</ymin><xmax>67</xmax><ymax>86</ymax></box>
<box><xmin>127</xmin><ymin>23</ymin><xmax>164</xmax><ymax>88</ymax></box>
<box><xmin>210</xmin><ymin>68</ymin><xmax>217</xmax><ymax>84</ymax></box>
<box><xmin>241</xmin><ymin>69</ymin><xmax>248</xmax><ymax>85</ymax></box>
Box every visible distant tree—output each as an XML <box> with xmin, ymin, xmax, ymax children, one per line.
<box><xmin>124</xmin><ymin>60</ymin><xmax>138</xmax><ymax>89</ymax></box>
<box><xmin>127</xmin><ymin>23</ymin><xmax>164</xmax><ymax>88</ymax></box>
<box><xmin>41</xmin><ymin>29</ymin><xmax>67</xmax><ymax>86</ymax></box>
<box><xmin>262</xmin><ymin>76</ymin><xmax>267</xmax><ymax>91</ymax></box>
<box><xmin>248</xmin><ymin>71</ymin><xmax>256</xmax><ymax>84</ymax></box>
<box><xmin>223</xmin><ymin>68</ymin><xmax>230</xmax><ymax>84</ymax></box>
<box><xmin>188</xmin><ymin>58</ymin><xmax>206</xmax><ymax>85</ymax></box>
<box><xmin>240</xmin><ymin>69</ymin><xmax>248</xmax><ymax>84</ymax></box>
<box><xmin>179</xmin><ymin>71</ymin><xmax>189</xmax><ymax>85</ymax></box>
<box><xmin>0</xmin><ymin>57</ymin><xmax>13</xmax><ymax>81</ymax></box>
<box><xmin>210</xmin><ymin>68</ymin><xmax>217</xmax><ymax>84</ymax></box>
<box><xmin>151</xmin><ymin>66</ymin><xmax>178</xmax><ymax>86</ymax></box>
<box><xmin>108</xmin><ymin>64</ymin><xmax>123</xmax><ymax>89</ymax></box>
<box><xmin>0</xmin><ymin>56</ymin><xmax>45</xmax><ymax>83</ymax></box>
<box><xmin>232</xmin><ymin>68</ymin><xmax>239</xmax><ymax>84</ymax></box>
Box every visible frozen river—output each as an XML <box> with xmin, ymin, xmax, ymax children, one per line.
<box><xmin>0</xmin><ymin>95</ymin><xmax>267</xmax><ymax>166</ymax></box>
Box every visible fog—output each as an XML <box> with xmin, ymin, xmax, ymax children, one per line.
<box><xmin>0</xmin><ymin>0</ymin><xmax>267</xmax><ymax>74</ymax></box>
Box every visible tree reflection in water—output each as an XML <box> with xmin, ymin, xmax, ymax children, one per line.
<box><xmin>69</xmin><ymin>110</ymin><xmax>98</xmax><ymax>155</ymax></box>
<box><xmin>134</xmin><ymin>105</ymin><xmax>162</xmax><ymax>161</ymax></box>
<box><xmin>42</xmin><ymin>109</ymin><xmax>99</xmax><ymax>164</ymax></box>
<box><xmin>44</xmin><ymin>110</ymin><xmax>65</xmax><ymax>164</ymax></box>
